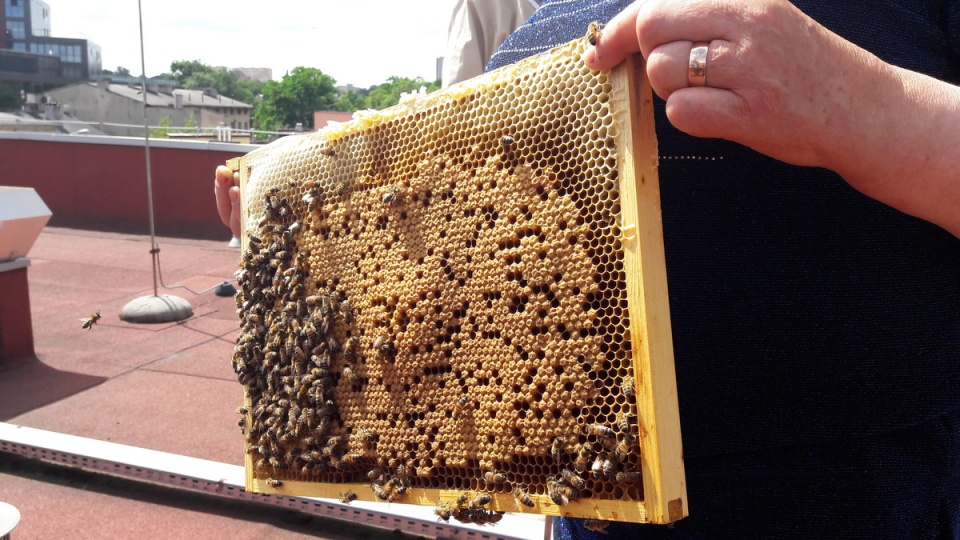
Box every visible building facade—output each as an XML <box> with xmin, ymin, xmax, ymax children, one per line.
<box><xmin>45</xmin><ymin>81</ymin><xmax>253</xmax><ymax>137</ymax></box>
<box><xmin>1</xmin><ymin>0</ymin><xmax>101</xmax><ymax>87</ymax></box>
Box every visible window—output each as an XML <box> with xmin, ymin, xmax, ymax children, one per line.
<box><xmin>5</xmin><ymin>0</ymin><xmax>24</xmax><ymax>18</ymax></box>
<box><xmin>6</xmin><ymin>20</ymin><xmax>25</xmax><ymax>39</ymax></box>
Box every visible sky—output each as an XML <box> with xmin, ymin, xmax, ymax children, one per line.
<box><xmin>45</xmin><ymin>0</ymin><xmax>451</xmax><ymax>89</ymax></box>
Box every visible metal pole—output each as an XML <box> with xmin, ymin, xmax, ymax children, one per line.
<box><xmin>137</xmin><ymin>0</ymin><xmax>159</xmax><ymax>297</ymax></box>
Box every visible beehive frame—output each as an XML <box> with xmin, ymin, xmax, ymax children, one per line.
<box><xmin>227</xmin><ymin>37</ymin><xmax>686</xmax><ymax>525</ymax></box>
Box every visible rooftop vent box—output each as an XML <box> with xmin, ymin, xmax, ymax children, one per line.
<box><xmin>0</xmin><ymin>187</ymin><xmax>51</xmax><ymax>262</ymax></box>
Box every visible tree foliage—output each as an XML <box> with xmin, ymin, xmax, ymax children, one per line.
<box><xmin>0</xmin><ymin>82</ymin><xmax>23</xmax><ymax>110</ymax></box>
<box><xmin>366</xmin><ymin>76</ymin><xmax>440</xmax><ymax>109</ymax></box>
<box><xmin>155</xmin><ymin>59</ymin><xmax>442</xmax><ymax>133</ymax></box>
<box><xmin>254</xmin><ymin>67</ymin><xmax>338</xmax><ymax>130</ymax></box>
<box><xmin>166</xmin><ymin>60</ymin><xmax>264</xmax><ymax>105</ymax></box>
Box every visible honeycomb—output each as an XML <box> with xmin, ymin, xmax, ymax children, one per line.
<box><xmin>229</xmin><ymin>37</ymin><xmax>686</xmax><ymax>525</ymax></box>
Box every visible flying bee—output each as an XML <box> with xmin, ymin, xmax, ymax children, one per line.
<box><xmin>80</xmin><ymin>311</ymin><xmax>102</xmax><ymax>330</ymax></box>
<box><xmin>513</xmin><ymin>487</ymin><xmax>535</xmax><ymax>508</ymax></box>
<box><xmin>320</xmin><ymin>148</ymin><xmax>336</xmax><ymax>157</ymax></box>
<box><xmin>586</xmin><ymin>424</ymin><xmax>615</xmax><ymax>439</ymax></box>
<box><xmin>382</xmin><ymin>186</ymin><xmax>405</xmax><ymax>205</ymax></box>
<box><xmin>338</xmin><ymin>491</ymin><xmax>357</xmax><ymax>504</ymax></box>
<box><xmin>469</xmin><ymin>493</ymin><xmax>492</xmax><ymax>509</ymax></box>
<box><xmin>560</xmin><ymin>469</ymin><xmax>586</xmax><ymax>490</ymax></box>
<box><xmin>586</xmin><ymin>21</ymin><xmax>604</xmax><ymax>46</ymax></box>
<box><xmin>549</xmin><ymin>436</ymin><xmax>565</xmax><ymax>462</ymax></box>
<box><xmin>583</xmin><ymin>519</ymin><xmax>611</xmax><ymax>535</ymax></box>
<box><xmin>621</xmin><ymin>376</ymin><xmax>635</xmax><ymax>399</ymax></box>
<box><xmin>574</xmin><ymin>446</ymin><xmax>591</xmax><ymax>473</ymax></box>
<box><xmin>265</xmin><ymin>478</ymin><xmax>283</xmax><ymax>488</ymax></box>
<box><xmin>615</xmin><ymin>433</ymin><xmax>637</xmax><ymax>461</ymax></box>
<box><xmin>483</xmin><ymin>469</ymin><xmax>507</xmax><ymax>486</ymax></box>
<box><xmin>615</xmin><ymin>470</ymin><xmax>642</xmax><ymax>484</ymax></box>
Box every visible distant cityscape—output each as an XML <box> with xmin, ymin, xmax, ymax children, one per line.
<box><xmin>0</xmin><ymin>0</ymin><xmax>287</xmax><ymax>141</ymax></box>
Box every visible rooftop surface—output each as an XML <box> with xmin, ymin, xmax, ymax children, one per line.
<box><xmin>0</xmin><ymin>227</ymin><xmax>546</xmax><ymax>539</ymax></box>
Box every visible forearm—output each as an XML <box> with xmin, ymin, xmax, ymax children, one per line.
<box><xmin>824</xmin><ymin>59</ymin><xmax>960</xmax><ymax>237</ymax></box>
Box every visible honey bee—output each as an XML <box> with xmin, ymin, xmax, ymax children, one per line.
<box><xmin>546</xmin><ymin>477</ymin><xmax>568</xmax><ymax>506</ymax></box>
<box><xmin>382</xmin><ymin>186</ymin><xmax>404</xmax><ymax>205</ymax></box>
<box><xmin>265</xmin><ymin>478</ymin><xmax>283</xmax><ymax>488</ymax></box>
<box><xmin>338</xmin><ymin>491</ymin><xmax>357</xmax><ymax>504</ymax></box>
<box><xmin>370</xmin><ymin>483</ymin><xmax>390</xmax><ymax>501</ymax></box>
<box><xmin>456</xmin><ymin>492</ymin><xmax>470</xmax><ymax>507</ymax></box>
<box><xmin>602</xmin><ymin>456</ymin><xmax>617</xmax><ymax>479</ymax></box>
<box><xmin>343</xmin><ymin>366</ymin><xmax>362</xmax><ymax>385</ymax></box>
<box><xmin>373</xmin><ymin>336</ymin><xmax>395</xmax><ymax>356</ymax></box>
<box><xmin>615</xmin><ymin>433</ymin><xmax>637</xmax><ymax>461</ymax></box>
<box><xmin>617</xmin><ymin>411</ymin><xmax>636</xmax><ymax>434</ymax></box>
<box><xmin>621</xmin><ymin>376</ymin><xmax>635</xmax><ymax>399</ymax></box>
<box><xmin>469</xmin><ymin>493</ymin><xmax>492</xmax><ymax>509</ymax></box>
<box><xmin>236</xmin><ymin>406</ymin><xmax>250</xmax><ymax>415</ymax></box>
<box><xmin>452</xmin><ymin>395</ymin><xmax>470</xmax><ymax>420</ymax></box>
<box><xmin>586</xmin><ymin>424</ymin><xmax>615</xmax><ymax>439</ymax></box>
<box><xmin>560</xmin><ymin>469</ymin><xmax>586</xmax><ymax>490</ymax></box>
<box><xmin>343</xmin><ymin>336</ymin><xmax>359</xmax><ymax>359</ymax></box>
<box><xmin>80</xmin><ymin>311</ymin><xmax>102</xmax><ymax>330</ymax></box>
<box><xmin>549</xmin><ymin>436</ymin><xmax>565</xmax><ymax>462</ymax></box>
<box><xmin>341</xmin><ymin>453</ymin><xmax>363</xmax><ymax>465</ymax></box>
<box><xmin>320</xmin><ymin>148</ymin><xmax>336</xmax><ymax>157</ymax></box>
<box><xmin>483</xmin><ymin>469</ymin><xmax>507</xmax><ymax>485</ymax></box>
<box><xmin>435</xmin><ymin>501</ymin><xmax>455</xmax><ymax>522</ymax></box>
<box><xmin>586</xmin><ymin>21</ymin><xmax>604</xmax><ymax>46</ymax></box>
<box><xmin>236</xmin><ymin>417</ymin><xmax>246</xmax><ymax>433</ymax></box>
<box><xmin>501</xmin><ymin>135</ymin><xmax>515</xmax><ymax>147</ymax></box>
<box><xmin>513</xmin><ymin>487</ymin><xmax>535</xmax><ymax>508</ymax></box>
<box><xmin>574</xmin><ymin>446</ymin><xmax>591</xmax><ymax>473</ymax></box>
<box><xmin>615</xmin><ymin>470</ymin><xmax>642</xmax><ymax>484</ymax></box>
<box><xmin>367</xmin><ymin>467</ymin><xmax>386</xmax><ymax>483</ymax></box>
<box><xmin>357</xmin><ymin>429</ymin><xmax>377</xmax><ymax>444</ymax></box>
<box><xmin>583</xmin><ymin>519</ymin><xmax>611</xmax><ymax>535</ymax></box>
<box><xmin>340</xmin><ymin>300</ymin><xmax>354</xmax><ymax>323</ymax></box>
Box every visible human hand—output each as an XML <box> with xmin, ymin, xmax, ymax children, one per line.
<box><xmin>215</xmin><ymin>165</ymin><xmax>242</xmax><ymax>238</ymax></box>
<box><xmin>584</xmin><ymin>0</ymin><xmax>885</xmax><ymax>171</ymax></box>
<box><xmin>583</xmin><ymin>0</ymin><xmax>960</xmax><ymax>237</ymax></box>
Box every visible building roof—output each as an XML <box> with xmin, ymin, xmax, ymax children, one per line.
<box><xmin>60</xmin><ymin>82</ymin><xmax>253</xmax><ymax>109</ymax></box>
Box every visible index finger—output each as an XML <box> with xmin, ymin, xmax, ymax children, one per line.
<box><xmin>583</xmin><ymin>1</ymin><xmax>645</xmax><ymax>71</ymax></box>
<box><xmin>215</xmin><ymin>165</ymin><xmax>239</xmax><ymax>229</ymax></box>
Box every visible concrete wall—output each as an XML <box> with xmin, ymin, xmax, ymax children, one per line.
<box><xmin>0</xmin><ymin>132</ymin><xmax>257</xmax><ymax>239</ymax></box>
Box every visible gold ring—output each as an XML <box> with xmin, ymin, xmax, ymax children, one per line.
<box><xmin>688</xmin><ymin>42</ymin><xmax>709</xmax><ymax>87</ymax></box>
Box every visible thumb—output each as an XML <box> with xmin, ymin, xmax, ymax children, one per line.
<box><xmin>228</xmin><ymin>186</ymin><xmax>242</xmax><ymax>238</ymax></box>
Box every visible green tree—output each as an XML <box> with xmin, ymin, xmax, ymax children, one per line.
<box><xmin>165</xmin><ymin>60</ymin><xmax>263</xmax><ymax>105</ymax></box>
<box><xmin>150</xmin><ymin>116</ymin><xmax>173</xmax><ymax>138</ymax></box>
<box><xmin>0</xmin><ymin>82</ymin><xmax>23</xmax><ymax>109</ymax></box>
<box><xmin>366</xmin><ymin>76</ymin><xmax>440</xmax><ymax>110</ymax></box>
<box><xmin>255</xmin><ymin>67</ymin><xmax>338</xmax><ymax>130</ymax></box>
<box><xmin>334</xmin><ymin>89</ymin><xmax>368</xmax><ymax>112</ymax></box>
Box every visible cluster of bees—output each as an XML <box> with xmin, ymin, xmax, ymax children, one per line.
<box><xmin>435</xmin><ymin>491</ymin><xmax>505</xmax><ymax>526</ymax></box>
<box><xmin>233</xmin><ymin>179</ymin><xmax>375</xmax><ymax>482</ymax></box>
